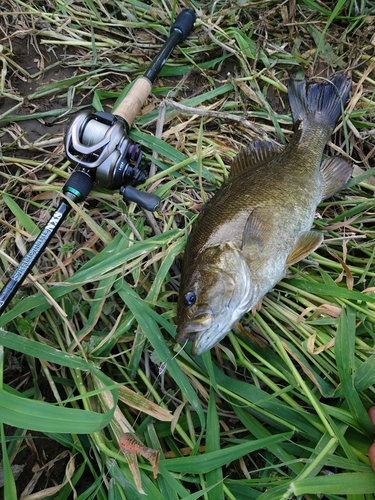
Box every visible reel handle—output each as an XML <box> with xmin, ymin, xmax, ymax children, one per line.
<box><xmin>120</xmin><ymin>185</ymin><xmax>160</xmax><ymax>212</ymax></box>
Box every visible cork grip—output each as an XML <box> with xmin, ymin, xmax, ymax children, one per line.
<box><xmin>114</xmin><ymin>76</ymin><xmax>152</xmax><ymax>126</ymax></box>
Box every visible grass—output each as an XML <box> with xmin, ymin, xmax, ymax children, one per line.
<box><xmin>1</xmin><ymin>0</ymin><xmax>375</xmax><ymax>498</ymax></box>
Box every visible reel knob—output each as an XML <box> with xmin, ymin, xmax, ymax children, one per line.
<box><xmin>120</xmin><ymin>186</ymin><xmax>160</xmax><ymax>212</ymax></box>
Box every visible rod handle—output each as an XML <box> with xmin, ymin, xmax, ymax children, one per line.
<box><xmin>114</xmin><ymin>9</ymin><xmax>196</xmax><ymax>127</ymax></box>
<box><xmin>171</xmin><ymin>8</ymin><xmax>196</xmax><ymax>40</ymax></box>
<box><xmin>113</xmin><ymin>76</ymin><xmax>152</xmax><ymax>127</ymax></box>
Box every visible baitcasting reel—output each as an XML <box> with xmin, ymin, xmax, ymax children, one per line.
<box><xmin>64</xmin><ymin>110</ymin><xmax>159</xmax><ymax>211</ymax></box>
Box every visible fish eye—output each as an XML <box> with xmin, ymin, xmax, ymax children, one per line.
<box><xmin>185</xmin><ymin>291</ymin><xmax>196</xmax><ymax>307</ymax></box>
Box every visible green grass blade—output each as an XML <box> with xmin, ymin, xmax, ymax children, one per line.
<box><xmin>0</xmin><ymin>328</ymin><xmax>118</xmax><ymax>432</ymax></box>
<box><xmin>234</xmin><ymin>406</ymin><xmax>304</xmax><ymax>476</ymax></box>
<box><xmin>0</xmin><ymin>385</ymin><xmax>115</xmax><ymax>433</ymax></box>
<box><xmin>115</xmin><ymin>279</ymin><xmax>206</xmax><ymax>434</ymax></box>
<box><xmin>292</xmin><ymin>472</ymin><xmax>375</xmax><ymax>495</ymax></box>
<box><xmin>129</xmin><ymin>129</ymin><xmax>216</xmax><ymax>182</ymax></box>
<box><xmin>0</xmin><ymin>230</ymin><xmax>180</xmax><ymax>325</ymax></box>
<box><xmin>0</xmin><ymin>328</ymin><xmax>93</xmax><ymax>371</ymax></box>
<box><xmin>2</xmin><ymin>193</ymin><xmax>40</xmax><ymax>235</ymax></box>
<box><xmin>107</xmin><ymin>458</ymin><xmax>164</xmax><ymax>500</ymax></box>
<box><xmin>312</xmin><ymin>0</ymin><xmax>348</xmax><ymax>66</ymax></box>
<box><xmin>206</xmin><ymin>387</ymin><xmax>224</xmax><ymax>500</ymax></box>
<box><xmin>134</xmin><ymin>83</ymin><xmax>233</xmax><ymax>126</ymax></box>
<box><xmin>163</xmin><ymin>432</ymin><xmax>293</xmax><ymax>473</ymax></box>
<box><xmin>354</xmin><ymin>354</ymin><xmax>375</xmax><ymax>392</ymax></box>
<box><xmin>285</xmin><ymin>279</ymin><xmax>375</xmax><ymax>304</ymax></box>
<box><xmin>1</xmin><ymin>409</ymin><xmax>17</xmax><ymax>500</ymax></box>
<box><xmin>335</xmin><ymin>306</ymin><xmax>374</xmax><ymax>437</ymax></box>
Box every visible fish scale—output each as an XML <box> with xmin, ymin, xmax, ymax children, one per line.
<box><xmin>177</xmin><ymin>72</ymin><xmax>353</xmax><ymax>356</ymax></box>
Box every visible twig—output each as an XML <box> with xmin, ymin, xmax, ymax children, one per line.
<box><xmin>163</xmin><ymin>98</ymin><xmax>270</xmax><ymax>140</ymax></box>
<box><xmin>144</xmin><ymin>100</ymin><xmax>166</xmax><ymax>235</ymax></box>
<box><xmin>150</xmin><ymin>101</ymin><xmax>166</xmax><ymax>178</ymax></box>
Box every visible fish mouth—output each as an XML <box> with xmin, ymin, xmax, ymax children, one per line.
<box><xmin>176</xmin><ymin>312</ymin><xmax>212</xmax><ymax>345</ymax></box>
<box><xmin>177</xmin><ymin>309</ymin><xmax>238</xmax><ymax>356</ymax></box>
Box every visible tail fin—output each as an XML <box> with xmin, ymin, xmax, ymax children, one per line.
<box><xmin>288</xmin><ymin>72</ymin><xmax>352</xmax><ymax>131</ymax></box>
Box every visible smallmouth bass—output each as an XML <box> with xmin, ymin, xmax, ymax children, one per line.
<box><xmin>176</xmin><ymin>72</ymin><xmax>353</xmax><ymax>355</ymax></box>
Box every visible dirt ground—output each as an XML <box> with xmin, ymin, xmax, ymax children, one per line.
<box><xmin>1</xmin><ymin>38</ymin><xmax>74</xmax><ymax>138</ymax></box>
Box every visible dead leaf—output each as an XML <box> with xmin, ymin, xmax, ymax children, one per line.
<box><xmin>118</xmin><ymin>385</ymin><xmax>173</xmax><ymax>422</ymax></box>
<box><xmin>282</xmin><ymin>340</ymin><xmax>328</xmax><ymax>394</ymax></box>
<box><xmin>297</xmin><ymin>304</ymin><xmax>342</xmax><ymax>323</ymax></box>
<box><xmin>171</xmin><ymin>401</ymin><xmax>187</xmax><ymax>435</ymax></box>
<box><xmin>306</xmin><ymin>332</ymin><xmax>335</xmax><ymax>355</ymax></box>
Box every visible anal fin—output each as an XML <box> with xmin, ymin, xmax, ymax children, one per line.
<box><xmin>321</xmin><ymin>156</ymin><xmax>353</xmax><ymax>199</ymax></box>
<box><xmin>286</xmin><ymin>231</ymin><xmax>323</xmax><ymax>267</ymax></box>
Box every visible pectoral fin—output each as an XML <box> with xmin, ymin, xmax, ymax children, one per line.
<box><xmin>242</xmin><ymin>209</ymin><xmax>267</xmax><ymax>252</ymax></box>
<box><xmin>286</xmin><ymin>231</ymin><xmax>323</xmax><ymax>267</ymax></box>
<box><xmin>242</xmin><ymin>208</ymin><xmax>270</xmax><ymax>257</ymax></box>
<box><xmin>321</xmin><ymin>157</ymin><xmax>353</xmax><ymax>199</ymax></box>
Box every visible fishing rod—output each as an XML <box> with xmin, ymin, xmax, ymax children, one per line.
<box><xmin>0</xmin><ymin>8</ymin><xmax>196</xmax><ymax>315</ymax></box>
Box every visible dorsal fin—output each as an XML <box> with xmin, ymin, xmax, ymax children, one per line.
<box><xmin>228</xmin><ymin>139</ymin><xmax>283</xmax><ymax>182</ymax></box>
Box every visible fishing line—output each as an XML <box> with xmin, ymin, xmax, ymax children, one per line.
<box><xmin>158</xmin><ymin>338</ymin><xmax>189</xmax><ymax>376</ymax></box>
<box><xmin>129</xmin><ymin>336</ymin><xmax>189</xmax><ymax>431</ymax></box>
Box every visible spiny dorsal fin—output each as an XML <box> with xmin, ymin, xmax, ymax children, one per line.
<box><xmin>228</xmin><ymin>139</ymin><xmax>283</xmax><ymax>182</ymax></box>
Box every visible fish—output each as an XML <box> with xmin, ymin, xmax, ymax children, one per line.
<box><xmin>176</xmin><ymin>71</ymin><xmax>353</xmax><ymax>356</ymax></box>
